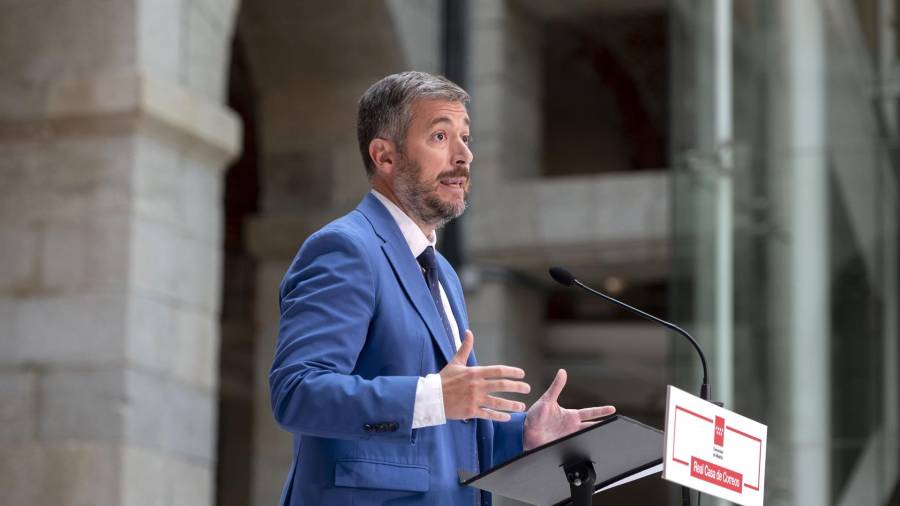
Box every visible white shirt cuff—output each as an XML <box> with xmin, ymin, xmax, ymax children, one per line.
<box><xmin>412</xmin><ymin>373</ymin><xmax>446</xmax><ymax>428</ymax></box>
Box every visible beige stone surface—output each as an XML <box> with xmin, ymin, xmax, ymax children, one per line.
<box><xmin>466</xmin><ymin>173</ymin><xmax>670</xmax><ymax>283</ymax></box>
<box><xmin>137</xmin><ymin>0</ymin><xmax>183</xmax><ymax>85</ymax></box>
<box><xmin>0</xmin><ymin>368</ymin><xmax>37</xmax><ymax>443</ymax></box>
<box><xmin>386</xmin><ymin>0</ymin><xmax>441</xmax><ymax>73</ymax></box>
<box><xmin>0</xmin><ymin>134</ymin><xmax>132</xmax><ymax>226</ymax></box>
<box><xmin>0</xmin><ymin>443</ymin><xmax>39</xmax><ymax>505</ymax></box>
<box><xmin>47</xmin><ymin>71</ymin><xmax>241</xmax><ymax>161</ymax></box>
<box><xmin>122</xmin><ymin>444</ymin><xmax>167</xmax><ymax>506</ymax></box>
<box><xmin>173</xmin><ymin>306</ymin><xmax>219</xmax><ymax>389</ymax></box>
<box><xmin>251</xmin><ymin>319</ymin><xmax>292</xmax><ymax>505</ymax></box>
<box><xmin>246</xmin><ymin>212</ymin><xmax>348</xmax><ymax>259</ymax></box>
<box><xmin>253</xmin><ymin>260</ymin><xmax>292</xmax><ymax>325</ymax></box>
<box><xmin>9</xmin><ymin>292</ymin><xmax>128</xmax><ymax>366</ymax></box>
<box><xmin>252</xmin><ymin>454</ymin><xmax>293</xmax><ymax>506</ymax></box>
<box><xmin>0</xmin><ymin>0</ymin><xmax>136</xmax><ymax>121</ymax></box>
<box><xmin>124</xmin><ymin>368</ymin><xmax>216</xmax><ymax>463</ymax></box>
<box><xmin>40</xmin><ymin>215</ymin><xmax>132</xmax><ymax>292</ymax></box>
<box><xmin>169</xmin><ymin>453</ymin><xmax>214</xmax><ymax>506</ymax></box>
<box><xmin>183</xmin><ymin>0</ymin><xmax>230</xmax><ymax>100</ymax></box>
<box><xmin>469</xmin><ymin>1</ymin><xmax>543</xmax><ymax>184</ymax></box>
<box><xmin>132</xmin><ymin>133</ymin><xmax>182</xmax><ymax>227</ymax></box>
<box><xmin>40</xmin><ymin>368</ymin><xmax>127</xmax><ymax>442</ymax></box>
<box><xmin>0</xmin><ymin>442</ymin><xmax>123</xmax><ymax>506</ymax></box>
<box><xmin>0</xmin><ymin>225</ymin><xmax>39</xmax><ymax>292</ymax></box>
<box><xmin>126</xmin><ymin>293</ymin><xmax>180</xmax><ymax>376</ymax></box>
<box><xmin>126</xmin><ymin>293</ymin><xmax>219</xmax><ymax>390</ymax></box>
<box><xmin>129</xmin><ymin>217</ymin><xmax>182</xmax><ymax>301</ymax></box>
<box><xmin>256</xmin><ymin>85</ymin><xmax>364</xmax><ymax>155</ymax></box>
<box><xmin>238</xmin><ymin>0</ymin><xmax>401</xmax><ymax>89</ymax></box>
<box><xmin>122</xmin><ymin>444</ymin><xmax>214</xmax><ymax>506</ymax></box>
<box><xmin>178</xmin><ymin>156</ymin><xmax>225</xmax><ymax>243</ymax></box>
<box><xmin>0</xmin><ymin>1</ymin><xmax>241</xmax><ymax>504</ymax></box>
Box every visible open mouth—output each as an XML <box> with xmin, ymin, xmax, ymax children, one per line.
<box><xmin>439</xmin><ymin>177</ymin><xmax>467</xmax><ymax>189</ymax></box>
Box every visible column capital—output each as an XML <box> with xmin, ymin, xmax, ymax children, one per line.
<box><xmin>43</xmin><ymin>70</ymin><xmax>242</xmax><ymax>165</ymax></box>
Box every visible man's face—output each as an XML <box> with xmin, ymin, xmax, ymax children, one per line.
<box><xmin>393</xmin><ymin>99</ymin><xmax>473</xmax><ymax>229</ymax></box>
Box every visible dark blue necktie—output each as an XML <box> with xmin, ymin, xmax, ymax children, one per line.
<box><xmin>416</xmin><ymin>246</ymin><xmax>457</xmax><ymax>350</ymax></box>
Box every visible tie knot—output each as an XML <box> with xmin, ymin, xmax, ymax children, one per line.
<box><xmin>417</xmin><ymin>246</ymin><xmax>438</xmax><ymax>271</ymax></box>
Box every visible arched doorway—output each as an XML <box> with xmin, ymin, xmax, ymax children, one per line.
<box><xmin>215</xmin><ymin>2</ymin><xmax>441</xmax><ymax>504</ymax></box>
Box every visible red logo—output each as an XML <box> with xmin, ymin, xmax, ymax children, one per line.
<box><xmin>714</xmin><ymin>416</ymin><xmax>725</xmax><ymax>447</ymax></box>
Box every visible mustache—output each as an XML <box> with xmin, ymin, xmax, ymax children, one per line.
<box><xmin>435</xmin><ymin>167</ymin><xmax>470</xmax><ymax>180</ymax></box>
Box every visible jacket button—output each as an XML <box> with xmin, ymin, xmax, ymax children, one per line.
<box><xmin>363</xmin><ymin>424</ymin><xmax>374</xmax><ymax>432</ymax></box>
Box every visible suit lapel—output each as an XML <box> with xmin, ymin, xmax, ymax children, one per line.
<box><xmin>357</xmin><ymin>194</ymin><xmax>455</xmax><ymax>365</ymax></box>
<box><xmin>437</xmin><ymin>262</ymin><xmax>476</xmax><ymax>367</ymax></box>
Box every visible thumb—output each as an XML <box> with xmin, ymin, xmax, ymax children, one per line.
<box><xmin>452</xmin><ymin>330</ymin><xmax>474</xmax><ymax>365</ymax></box>
<box><xmin>541</xmin><ymin>368</ymin><xmax>567</xmax><ymax>403</ymax></box>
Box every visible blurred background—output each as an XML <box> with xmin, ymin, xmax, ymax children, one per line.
<box><xmin>0</xmin><ymin>0</ymin><xmax>897</xmax><ymax>504</ymax></box>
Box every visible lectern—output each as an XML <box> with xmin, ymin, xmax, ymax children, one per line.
<box><xmin>459</xmin><ymin>415</ymin><xmax>663</xmax><ymax>505</ymax></box>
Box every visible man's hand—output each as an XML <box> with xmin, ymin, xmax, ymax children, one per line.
<box><xmin>523</xmin><ymin>369</ymin><xmax>615</xmax><ymax>450</ymax></box>
<box><xmin>440</xmin><ymin>330</ymin><xmax>531</xmax><ymax>422</ymax></box>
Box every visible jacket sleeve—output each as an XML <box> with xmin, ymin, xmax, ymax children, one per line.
<box><xmin>269</xmin><ymin>229</ymin><xmax>419</xmax><ymax>441</ymax></box>
<box><xmin>492</xmin><ymin>413</ymin><xmax>526</xmax><ymax>465</ymax></box>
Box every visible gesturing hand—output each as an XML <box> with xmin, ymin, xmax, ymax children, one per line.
<box><xmin>439</xmin><ymin>330</ymin><xmax>531</xmax><ymax>422</ymax></box>
<box><xmin>523</xmin><ymin>369</ymin><xmax>616</xmax><ymax>451</ymax></box>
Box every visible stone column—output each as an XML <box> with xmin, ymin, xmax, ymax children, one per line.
<box><xmin>465</xmin><ymin>2</ymin><xmax>544</xmax><ymax>367</ymax></box>
<box><xmin>468</xmin><ymin>0</ymin><xmax>543</xmax><ymax>185</ymax></box>
<box><xmin>465</xmin><ymin>5</ymin><xmax>544</xmax><ymax>505</ymax></box>
<box><xmin>0</xmin><ymin>1</ymin><xmax>241</xmax><ymax>505</ymax></box>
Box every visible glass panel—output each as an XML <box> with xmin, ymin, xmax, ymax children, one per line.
<box><xmin>670</xmin><ymin>0</ymin><xmax>899</xmax><ymax>504</ymax></box>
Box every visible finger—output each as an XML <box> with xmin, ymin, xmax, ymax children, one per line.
<box><xmin>577</xmin><ymin>406</ymin><xmax>616</xmax><ymax>421</ymax></box>
<box><xmin>451</xmin><ymin>330</ymin><xmax>474</xmax><ymax>365</ymax></box>
<box><xmin>482</xmin><ymin>395</ymin><xmax>527</xmax><ymax>413</ymax></box>
<box><xmin>541</xmin><ymin>368</ymin><xmax>567</xmax><ymax>403</ymax></box>
<box><xmin>472</xmin><ymin>365</ymin><xmax>525</xmax><ymax>379</ymax></box>
<box><xmin>578</xmin><ymin>421</ymin><xmax>601</xmax><ymax>430</ymax></box>
<box><xmin>483</xmin><ymin>379</ymin><xmax>531</xmax><ymax>395</ymax></box>
<box><xmin>474</xmin><ymin>408</ymin><xmax>512</xmax><ymax>422</ymax></box>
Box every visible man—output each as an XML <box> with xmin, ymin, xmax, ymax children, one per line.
<box><xmin>270</xmin><ymin>71</ymin><xmax>615</xmax><ymax>505</ymax></box>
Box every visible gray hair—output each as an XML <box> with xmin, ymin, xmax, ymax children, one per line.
<box><xmin>357</xmin><ymin>71</ymin><xmax>469</xmax><ymax>177</ymax></box>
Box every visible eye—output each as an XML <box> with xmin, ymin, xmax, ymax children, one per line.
<box><xmin>462</xmin><ymin>134</ymin><xmax>471</xmax><ymax>144</ymax></box>
<box><xmin>434</xmin><ymin>132</ymin><xmax>446</xmax><ymax>142</ymax></box>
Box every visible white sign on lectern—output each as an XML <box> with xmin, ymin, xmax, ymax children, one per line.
<box><xmin>662</xmin><ymin>385</ymin><xmax>767</xmax><ymax>506</ymax></box>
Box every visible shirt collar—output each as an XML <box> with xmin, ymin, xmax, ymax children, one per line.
<box><xmin>370</xmin><ymin>189</ymin><xmax>436</xmax><ymax>258</ymax></box>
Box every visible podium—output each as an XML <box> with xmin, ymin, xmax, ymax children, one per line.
<box><xmin>459</xmin><ymin>415</ymin><xmax>663</xmax><ymax>505</ymax></box>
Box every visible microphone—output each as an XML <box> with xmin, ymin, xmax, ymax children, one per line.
<box><xmin>548</xmin><ymin>266</ymin><xmax>712</xmax><ymax>401</ymax></box>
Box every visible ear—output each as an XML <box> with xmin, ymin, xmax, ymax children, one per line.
<box><xmin>368</xmin><ymin>138</ymin><xmax>398</xmax><ymax>176</ymax></box>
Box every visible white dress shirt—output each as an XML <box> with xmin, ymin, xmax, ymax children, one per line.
<box><xmin>370</xmin><ymin>190</ymin><xmax>461</xmax><ymax>428</ymax></box>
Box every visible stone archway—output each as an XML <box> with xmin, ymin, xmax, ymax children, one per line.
<box><xmin>216</xmin><ymin>2</ymin><xmax>442</xmax><ymax>505</ymax></box>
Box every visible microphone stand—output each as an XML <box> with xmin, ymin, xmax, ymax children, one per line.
<box><xmin>569</xmin><ymin>278</ymin><xmax>711</xmax><ymax>402</ymax></box>
<box><xmin>549</xmin><ymin>268</ymin><xmax>718</xmax><ymax>506</ymax></box>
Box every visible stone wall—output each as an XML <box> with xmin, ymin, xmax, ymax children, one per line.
<box><xmin>0</xmin><ymin>1</ymin><xmax>241</xmax><ymax>504</ymax></box>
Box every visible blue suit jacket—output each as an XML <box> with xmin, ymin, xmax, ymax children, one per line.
<box><xmin>270</xmin><ymin>193</ymin><xmax>525</xmax><ymax>505</ymax></box>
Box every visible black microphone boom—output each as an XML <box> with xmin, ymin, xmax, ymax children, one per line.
<box><xmin>549</xmin><ymin>266</ymin><xmax>577</xmax><ymax>287</ymax></box>
<box><xmin>548</xmin><ymin>267</ymin><xmax>711</xmax><ymax>401</ymax></box>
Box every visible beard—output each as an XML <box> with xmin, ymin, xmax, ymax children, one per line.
<box><xmin>393</xmin><ymin>156</ymin><xmax>469</xmax><ymax>230</ymax></box>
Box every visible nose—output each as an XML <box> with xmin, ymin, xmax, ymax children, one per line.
<box><xmin>453</xmin><ymin>136</ymin><xmax>474</xmax><ymax>167</ymax></box>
